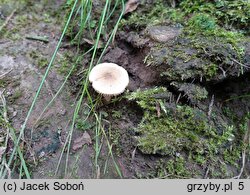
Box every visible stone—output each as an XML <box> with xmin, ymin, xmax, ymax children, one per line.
<box><xmin>147</xmin><ymin>25</ymin><xmax>182</xmax><ymax>43</ymax></box>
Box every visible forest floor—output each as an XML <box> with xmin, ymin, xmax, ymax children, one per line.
<box><xmin>0</xmin><ymin>0</ymin><xmax>249</xmax><ymax>179</ymax></box>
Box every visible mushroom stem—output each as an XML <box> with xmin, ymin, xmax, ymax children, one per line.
<box><xmin>103</xmin><ymin>95</ymin><xmax>111</xmax><ymax>102</ymax></box>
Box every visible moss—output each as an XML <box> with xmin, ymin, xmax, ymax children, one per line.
<box><xmin>188</xmin><ymin>13</ymin><xmax>217</xmax><ymax>32</ymax></box>
<box><xmin>155</xmin><ymin>157</ymin><xmax>191</xmax><ymax>178</ymax></box>
<box><xmin>147</xmin><ymin>28</ymin><xmax>246</xmax><ymax>81</ymax></box>
<box><xmin>122</xmin><ymin>0</ymin><xmax>249</xmax><ymax>33</ymax></box>
<box><xmin>76</xmin><ymin>117</ymin><xmax>95</xmax><ymax>131</ymax></box>
<box><xmin>0</xmin><ymin>79</ymin><xmax>7</xmax><ymax>88</ymax></box>
<box><xmin>56</xmin><ymin>52</ymin><xmax>83</xmax><ymax>76</ymax></box>
<box><xmin>126</xmin><ymin>87</ymin><xmax>171</xmax><ymax>111</ymax></box>
<box><xmin>122</xmin><ymin>1</ymin><xmax>248</xmax><ymax>82</ymax></box>
<box><xmin>120</xmin><ymin>1</ymin><xmax>184</xmax><ymax>29</ymax></box>
<box><xmin>185</xmin><ymin>13</ymin><xmax>245</xmax><ymax>59</ymax></box>
<box><xmin>121</xmin><ymin>2</ymin><xmax>249</xmax><ymax>177</ymax></box>
<box><xmin>57</xmin><ymin>54</ymin><xmax>73</xmax><ymax>75</ymax></box>
<box><xmin>223</xmin><ymin>148</ymin><xmax>241</xmax><ymax>168</ymax></box>
<box><xmin>28</xmin><ymin>51</ymin><xmax>49</xmax><ymax>68</ymax></box>
<box><xmin>179</xmin><ymin>0</ymin><xmax>250</xmax><ymax>32</ymax></box>
<box><xmin>111</xmin><ymin>110</ymin><xmax>122</xmax><ymax>119</ymax></box>
<box><xmin>109</xmin><ymin>127</ymin><xmax>122</xmax><ymax>155</ymax></box>
<box><xmin>8</xmin><ymin>90</ymin><xmax>22</xmax><ymax>103</ymax></box>
<box><xmin>0</xmin><ymin>0</ymin><xmax>62</xmax><ymax>41</ymax></box>
<box><xmin>203</xmin><ymin>63</ymin><xmax>218</xmax><ymax>78</ymax></box>
<box><xmin>178</xmin><ymin>5</ymin><xmax>246</xmax><ymax>64</ymax></box>
<box><xmin>171</xmin><ymin>82</ymin><xmax>208</xmax><ymax>103</ymax></box>
<box><xmin>222</xmin><ymin>107</ymin><xmax>238</xmax><ymax>122</ymax></box>
<box><xmin>135</xmin><ymin>104</ymin><xmax>211</xmax><ymax>155</ymax></box>
<box><xmin>75</xmin><ymin>104</ymin><xmax>95</xmax><ymax>131</ymax></box>
<box><xmin>37</xmin><ymin>58</ymin><xmax>48</xmax><ymax>68</ymax></box>
<box><xmin>126</xmin><ymin>87</ymin><xmax>247</xmax><ymax>178</ymax></box>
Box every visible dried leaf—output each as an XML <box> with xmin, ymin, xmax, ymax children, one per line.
<box><xmin>124</xmin><ymin>0</ymin><xmax>139</xmax><ymax>15</ymax></box>
<box><xmin>131</xmin><ymin>147</ymin><xmax>137</xmax><ymax>162</ymax></box>
<box><xmin>83</xmin><ymin>38</ymin><xmax>103</xmax><ymax>49</ymax></box>
<box><xmin>72</xmin><ymin>132</ymin><xmax>92</xmax><ymax>151</ymax></box>
<box><xmin>156</xmin><ymin>102</ymin><xmax>161</xmax><ymax>117</ymax></box>
<box><xmin>0</xmin><ymin>147</ymin><xmax>6</xmax><ymax>161</ymax></box>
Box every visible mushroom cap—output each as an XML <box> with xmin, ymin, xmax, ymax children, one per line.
<box><xmin>89</xmin><ymin>63</ymin><xmax>129</xmax><ymax>96</ymax></box>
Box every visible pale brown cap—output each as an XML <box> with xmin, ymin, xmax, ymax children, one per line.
<box><xmin>89</xmin><ymin>63</ymin><xmax>129</xmax><ymax>96</ymax></box>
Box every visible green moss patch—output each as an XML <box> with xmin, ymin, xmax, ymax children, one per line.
<box><xmin>126</xmin><ymin>88</ymin><xmax>247</xmax><ymax>178</ymax></box>
<box><xmin>122</xmin><ymin>0</ymin><xmax>249</xmax><ymax>82</ymax></box>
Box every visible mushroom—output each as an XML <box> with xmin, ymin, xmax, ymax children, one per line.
<box><xmin>89</xmin><ymin>63</ymin><xmax>129</xmax><ymax>101</ymax></box>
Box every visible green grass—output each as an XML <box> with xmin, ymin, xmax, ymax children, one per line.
<box><xmin>61</xmin><ymin>0</ymin><xmax>125</xmax><ymax>178</ymax></box>
<box><xmin>35</xmin><ymin>0</ymin><xmax>125</xmax><ymax>178</ymax></box>
<box><xmin>0</xmin><ymin>92</ymin><xmax>30</xmax><ymax>179</ymax></box>
<box><xmin>225</xmin><ymin>93</ymin><xmax>250</xmax><ymax>102</ymax></box>
<box><xmin>1</xmin><ymin>0</ymin><xmax>78</xmax><ymax>179</ymax></box>
<box><xmin>94</xmin><ymin>112</ymin><xmax>122</xmax><ymax>178</ymax></box>
<box><xmin>0</xmin><ymin>0</ymin><xmax>125</xmax><ymax>178</ymax></box>
<box><xmin>0</xmin><ymin>0</ymin><xmax>126</xmax><ymax>179</ymax></box>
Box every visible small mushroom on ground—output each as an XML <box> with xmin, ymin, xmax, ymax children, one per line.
<box><xmin>89</xmin><ymin>63</ymin><xmax>129</xmax><ymax>101</ymax></box>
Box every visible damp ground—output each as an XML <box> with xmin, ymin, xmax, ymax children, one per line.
<box><xmin>0</xmin><ymin>0</ymin><xmax>249</xmax><ymax>179</ymax></box>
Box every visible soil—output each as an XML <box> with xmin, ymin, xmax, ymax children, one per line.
<box><xmin>0</xmin><ymin>0</ymin><xmax>249</xmax><ymax>179</ymax></box>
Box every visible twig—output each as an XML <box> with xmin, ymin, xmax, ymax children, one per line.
<box><xmin>0</xmin><ymin>91</ymin><xmax>30</xmax><ymax>178</ymax></box>
<box><xmin>25</xmin><ymin>35</ymin><xmax>49</xmax><ymax>43</ymax></box>
<box><xmin>231</xmin><ymin>58</ymin><xmax>250</xmax><ymax>69</ymax></box>
<box><xmin>200</xmin><ymin>76</ymin><xmax>203</xmax><ymax>82</ymax></box>
<box><xmin>176</xmin><ymin>93</ymin><xmax>181</xmax><ymax>104</ymax></box>
<box><xmin>171</xmin><ymin>0</ymin><xmax>176</xmax><ymax>8</ymax></box>
<box><xmin>244</xmin><ymin>120</ymin><xmax>250</xmax><ymax>146</ymax></box>
<box><xmin>158</xmin><ymin>174</ymin><xmax>173</xmax><ymax>179</ymax></box>
<box><xmin>131</xmin><ymin>147</ymin><xmax>137</xmax><ymax>162</ymax></box>
<box><xmin>233</xmin><ymin>120</ymin><xmax>249</xmax><ymax>179</ymax></box>
<box><xmin>0</xmin><ymin>91</ymin><xmax>10</xmax><ymax>147</ymax></box>
<box><xmin>0</xmin><ymin>9</ymin><xmax>16</xmax><ymax>32</ymax></box>
<box><xmin>204</xmin><ymin>166</ymin><xmax>210</xmax><ymax>179</ymax></box>
<box><xmin>0</xmin><ymin>92</ymin><xmax>11</xmax><ymax>178</ymax></box>
<box><xmin>218</xmin><ymin>66</ymin><xmax>227</xmax><ymax>78</ymax></box>
<box><xmin>208</xmin><ymin>95</ymin><xmax>214</xmax><ymax>119</ymax></box>
<box><xmin>0</xmin><ymin>68</ymin><xmax>13</xmax><ymax>79</ymax></box>
<box><xmin>233</xmin><ymin>150</ymin><xmax>246</xmax><ymax>179</ymax></box>
<box><xmin>169</xmin><ymin>93</ymin><xmax>173</xmax><ymax>103</ymax></box>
